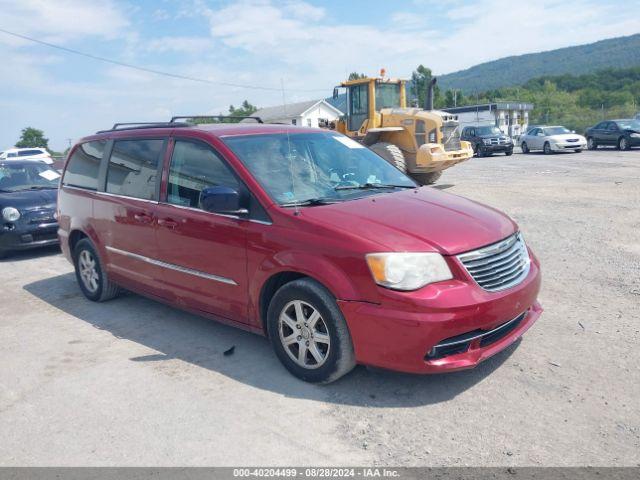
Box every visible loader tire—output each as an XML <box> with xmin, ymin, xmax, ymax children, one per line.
<box><xmin>369</xmin><ymin>142</ymin><xmax>406</xmax><ymax>172</ymax></box>
<box><xmin>412</xmin><ymin>171</ymin><xmax>442</xmax><ymax>185</ymax></box>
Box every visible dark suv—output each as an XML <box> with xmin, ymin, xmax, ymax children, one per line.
<box><xmin>461</xmin><ymin>126</ymin><xmax>513</xmax><ymax>157</ymax></box>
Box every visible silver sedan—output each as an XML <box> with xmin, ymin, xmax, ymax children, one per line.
<box><xmin>520</xmin><ymin>126</ymin><xmax>587</xmax><ymax>154</ymax></box>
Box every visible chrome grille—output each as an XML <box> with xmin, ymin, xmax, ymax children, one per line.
<box><xmin>457</xmin><ymin>233</ymin><xmax>530</xmax><ymax>292</ymax></box>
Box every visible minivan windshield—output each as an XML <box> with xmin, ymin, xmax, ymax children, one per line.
<box><xmin>223</xmin><ymin>132</ymin><xmax>416</xmax><ymax>206</ymax></box>
<box><xmin>475</xmin><ymin>126</ymin><xmax>502</xmax><ymax>136</ymax></box>
<box><xmin>0</xmin><ymin>162</ymin><xmax>60</xmax><ymax>192</ymax></box>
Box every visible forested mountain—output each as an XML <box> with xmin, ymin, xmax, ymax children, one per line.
<box><xmin>437</xmin><ymin>34</ymin><xmax>640</xmax><ymax>92</ymax></box>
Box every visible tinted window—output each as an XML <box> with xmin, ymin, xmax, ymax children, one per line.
<box><xmin>167</xmin><ymin>140</ymin><xmax>239</xmax><ymax>209</ymax></box>
<box><xmin>595</xmin><ymin>122</ymin><xmax>607</xmax><ymax>129</ymax></box>
<box><xmin>18</xmin><ymin>149</ymin><xmax>44</xmax><ymax>156</ymax></box>
<box><xmin>63</xmin><ymin>140</ymin><xmax>106</xmax><ymax>190</ymax></box>
<box><xmin>375</xmin><ymin>83</ymin><xmax>401</xmax><ymax>109</ymax></box>
<box><xmin>607</xmin><ymin>123</ymin><xmax>618</xmax><ymax>131</ymax></box>
<box><xmin>106</xmin><ymin>139</ymin><xmax>163</xmax><ymax>200</ymax></box>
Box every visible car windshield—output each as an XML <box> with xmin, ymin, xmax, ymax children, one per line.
<box><xmin>223</xmin><ymin>132</ymin><xmax>416</xmax><ymax>206</ymax></box>
<box><xmin>616</xmin><ymin>120</ymin><xmax>640</xmax><ymax>130</ymax></box>
<box><xmin>0</xmin><ymin>163</ymin><xmax>60</xmax><ymax>192</ymax></box>
<box><xmin>475</xmin><ymin>126</ymin><xmax>502</xmax><ymax>136</ymax></box>
<box><xmin>543</xmin><ymin>127</ymin><xmax>571</xmax><ymax>135</ymax></box>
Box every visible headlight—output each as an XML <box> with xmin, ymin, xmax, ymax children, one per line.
<box><xmin>630</xmin><ymin>133</ymin><xmax>640</xmax><ymax>138</ymax></box>
<box><xmin>366</xmin><ymin>252</ymin><xmax>453</xmax><ymax>291</ymax></box>
<box><xmin>2</xmin><ymin>207</ymin><xmax>21</xmax><ymax>222</ymax></box>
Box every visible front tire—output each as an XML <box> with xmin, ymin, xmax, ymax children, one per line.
<box><xmin>505</xmin><ymin>149</ymin><xmax>513</xmax><ymax>156</ymax></box>
<box><xmin>587</xmin><ymin>137</ymin><xmax>597</xmax><ymax>150</ymax></box>
<box><xmin>521</xmin><ymin>142</ymin><xmax>529</xmax><ymax>153</ymax></box>
<box><xmin>618</xmin><ymin>137</ymin><xmax>630</xmax><ymax>151</ymax></box>
<box><xmin>369</xmin><ymin>142</ymin><xmax>406</xmax><ymax>172</ymax></box>
<box><xmin>267</xmin><ymin>278</ymin><xmax>356</xmax><ymax>383</ymax></box>
<box><xmin>73</xmin><ymin>238</ymin><xmax>120</xmax><ymax>302</ymax></box>
<box><xmin>543</xmin><ymin>142</ymin><xmax>552</xmax><ymax>155</ymax></box>
<box><xmin>574</xmin><ymin>149</ymin><xmax>583</xmax><ymax>153</ymax></box>
<box><xmin>412</xmin><ymin>171</ymin><xmax>442</xmax><ymax>185</ymax></box>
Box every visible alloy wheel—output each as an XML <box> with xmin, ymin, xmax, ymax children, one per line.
<box><xmin>78</xmin><ymin>249</ymin><xmax>99</xmax><ymax>293</ymax></box>
<box><xmin>278</xmin><ymin>300</ymin><xmax>330</xmax><ymax>369</ymax></box>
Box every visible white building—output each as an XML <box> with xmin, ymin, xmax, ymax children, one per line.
<box><xmin>443</xmin><ymin>102</ymin><xmax>534</xmax><ymax>138</ymax></box>
<box><xmin>250</xmin><ymin>99</ymin><xmax>343</xmax><ymax>127</ymax></box>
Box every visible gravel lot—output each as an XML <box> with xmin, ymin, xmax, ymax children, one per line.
<box><xmin>1</xmin><ymin>148</ymin><xmax>639</xmax><ymax>466</ymax></box>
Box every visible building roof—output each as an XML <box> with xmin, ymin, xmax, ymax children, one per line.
<box><xmin>443</xmin><ymin>102</ymin><xmax>534</xmax><ymax>114</ymax></box>
<box><xmin>248</xmin><ymin>99</ymin><xmax>343</xmax><ymax>123</ymax></box>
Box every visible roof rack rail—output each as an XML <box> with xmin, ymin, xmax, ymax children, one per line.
<box><xmin>170</xmin><ymin>115</ymin><xmax>263</xmax><ymax>124</ymax></box>
<box><xmin>96</xmin><ymin>122</ymin><xmax>191</xmax><ymax>134</ymax></box>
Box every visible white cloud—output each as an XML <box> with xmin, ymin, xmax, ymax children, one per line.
<box><xmin>0</xmin><ymin>0</ymin><xmax>129</xmax><ymax>41</ymax></box>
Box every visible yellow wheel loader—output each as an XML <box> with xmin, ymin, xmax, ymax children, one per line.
<box><xmin>332</xmin><ymin>72</ymin><xmax>473</xmax><ymax>184</ymax></box>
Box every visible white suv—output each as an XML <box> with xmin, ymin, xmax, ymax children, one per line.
<box><xmin>0</xmin><ymin>148</ymin><xmax>53</xmax><ymax>164</ymax></box>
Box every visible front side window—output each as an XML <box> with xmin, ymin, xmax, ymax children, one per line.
<box><xmin>223</xmin><ymin>132</ymin><xmax>416</xmax><ymax>206</ymax></box>
<box><xmin>63</xmin><ymin>140</ymin><xmax>106</xmax><ymax>190</ymax></box>
<box><xmin>348</xmin><ymin>84</ymin><xmax>369</xmax><ymax>132</ymax></box>
<box><xmin>106</xmin><ymin>139</ymin><xmax>164</xmax><ymax>200</ymax></box>
<box><xmin>167</xmin><ymin>140</ymin><xmax>239</xmax><ymax>209</ymax></box>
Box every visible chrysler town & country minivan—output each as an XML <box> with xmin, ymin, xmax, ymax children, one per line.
<box><xmin>57</xmin><ymin>120</ymin><xmax>542</xmax><ymax>383</ymax></box>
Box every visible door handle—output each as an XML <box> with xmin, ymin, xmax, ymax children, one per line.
<box><xmin>134</xmin><ymin>213</ymin><xmax>153</xmax><ymax>224</ymax></box>
<box><xmin>158</xmin><ymin>218</ymin><xmax>179</xmax><ymax>229</ymax></box>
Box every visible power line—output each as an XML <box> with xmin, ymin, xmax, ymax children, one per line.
<box><xmin>0</xmin><ymin>27</ymin><xmax>329</xmax><ymax>93</ymax></box>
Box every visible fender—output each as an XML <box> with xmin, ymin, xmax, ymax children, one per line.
<box><xmin>247</xmin><ymin>249</ymin><xmax>379</xmax><ymax>326</ymax></box>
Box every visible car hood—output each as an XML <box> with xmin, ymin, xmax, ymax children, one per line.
<box><xmin>549</xmin><ymin>133</ymin><xmax>585</xmax><ymax>141</ymax></box>
<box><xmin>300</xmin><ymin>187</ymin><xmax>517</xmax><ymax>255</ymax></box>
<box><xmin>0</xmin><ymin>188</ymin><xmax>58</xmax><ymax>210</ymax></box>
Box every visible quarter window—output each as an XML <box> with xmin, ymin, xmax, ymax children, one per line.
<box><xmin>106</xmin><ymin>139</ymin><xmax>164</xmax><ymax>200</ymax></box>
<box><xmin>62</xmin><ymin>140</ymin><xmax>106</xmax><ymax>190</ymax></box>
<box><xmin>167</xmin><ymin>140</ymin><xmax>239</xmax><ymax>209</ymax></box>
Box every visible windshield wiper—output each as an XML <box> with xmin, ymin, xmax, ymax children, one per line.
<box><xmin>25</xmin><ymin>186</ymin><xmax>56</xmax><ymax>190</ymax></box>
<box><xmin>334</xmin><ymin>183</ymin><xmax>416</xmax><ymax>191</ymax></box>
<box><xmin>280</xmin><ymin>197</ymin><xmax>338</xmax><ymax>207</ymax></box>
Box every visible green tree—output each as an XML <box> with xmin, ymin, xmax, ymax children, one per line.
<box><xmin>15</xmin><ymin>127</ymin><xmax>49</xmax><ymax>149</ymax></box>
<box><xmin>410</xmin><ymin>65</ymin><xmax>441</xmax><ymax>109</ymax></box>
<box><xmin>348</xmin><ymin>72</ymin><xmax>367</xmax><ymax>81</ymax></box>
<box><xmin>229</xmin><ymin>100</ymin><xmax>258</xmax><ymax>118</ymax></box>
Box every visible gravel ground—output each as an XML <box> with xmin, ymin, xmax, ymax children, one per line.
<box><xmin>0</xmin><ymin>148</ymin><xmax>638</xmax><ymax>466</ymax></box>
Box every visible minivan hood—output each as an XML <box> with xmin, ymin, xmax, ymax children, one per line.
<box><xmin>300</xmin><ymin>187</ymin><xmax>517</xmax><ymax>255</ymax></box>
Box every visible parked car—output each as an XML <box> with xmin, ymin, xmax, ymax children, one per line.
<box><xmin>0</xmin><ymin>147</ymin><xmax>54</xmax><ymax>164</ymax></box>
<box><xmin>58</xmin><ymin>120</ymin><xmax>542</xmax><ymax>383</ymax></box>
<box><xmin>585</xmin><ymin>119</ymin><xmax>640</xmax><ymax>150</ymax></box>
<box><xmin>461</xmin><ymin>125</ymin><xmax>513</xmax><ymax>157</ymax></box>
<box><xmin>520</xmin><ymin>126</ymin><xmax>587</xmax><ymax>154</ymax></box>
<box><xmin>0</xmin><ymin>160</ymin><xmax>60</xmax><ymax>258</ymax></box>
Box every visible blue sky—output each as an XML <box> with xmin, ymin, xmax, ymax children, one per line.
<box><xmin>0</xmin><ymin>0</ymin><xmax>639</xmax><ymax>151</ymax></box>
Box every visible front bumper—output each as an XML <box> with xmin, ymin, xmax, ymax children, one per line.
<box><xmin>0</xmin><ymin>220</ymin><xmax>59</xmax><ymax>252</ymax></box>
<box><xmin>480</xmin><ymin>143</ymin><xmax>513</xmax><ymax>153</ymax></box>
<box><xmin>338</xmin><ymin>253</ymin><xmax>542</xmax><ymax>374</ymax></box>
<box><xmin>416</xmin><ymin>142</ymin><xmax>474</xmax><ymax>172</ymax></box>
<box><xmin>550</xmin><ymin>142</ymin><xmax>586</xmax><ymax>151</ymax></box>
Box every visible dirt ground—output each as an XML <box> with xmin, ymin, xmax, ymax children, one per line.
<box><xmin>1</xmin><ymin>148</ymin><xmax>638</xmax><ymax>466</ymax></box>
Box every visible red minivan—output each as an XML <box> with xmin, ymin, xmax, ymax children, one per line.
<box><xmin>57</xmin><ymin>120</ymin><xmax>542</xmax><ymax>383</ymax></box>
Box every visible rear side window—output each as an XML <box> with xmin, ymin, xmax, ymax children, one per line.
<box><xmin>167</xmin><ymin>140</ymin><xmax>239</xmax><ymax>208</ymax></box>
<box><xmin>63</xmin><ymin>140</ymin><xmax>106</xmax><ymax>190</ymax></box>
<box><xmin>106</xmin><ymin>139</ymin><xmax>164</xmax><ymax>200</ymax></box>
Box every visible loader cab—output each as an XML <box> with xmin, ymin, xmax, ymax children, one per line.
<box><xmin>335</xmin><ymin>76</ymin><xmax>407</xmax><ymax>135</ymax></box>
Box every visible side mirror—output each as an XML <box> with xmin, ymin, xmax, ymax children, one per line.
<box><xmin>200</xmin><ymin>186</ymin><xmax>248</xmax><ymax>216</ymax></box>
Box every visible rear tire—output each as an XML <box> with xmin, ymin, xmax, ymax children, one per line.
<box><xmin>73</xmin><ymin>238</ymin><xmax>120</xmax><ymax>302</ymax></box>
<box><xmin>587</xmin><ymin>137</ymin><xmax>597</xmax><ymax>150</ymax></box>
<box><xmin>521</xmin><ymin>142</ymin><xmax>529</xmax><ymax>153</ymax></box>
<box><xmin>369</xmin><ymin>142</ymin><xmax>406</xmax><ymax>172</ymax></box>
<box><xmin>267</xmin><ymin>278</ymin><xmax>356</xmax><ymax>384</ymax></box>
<box><xmin>412</xmin><ymin>171</ymin><xmax>443</xmax><ymax>185</ymax></box>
